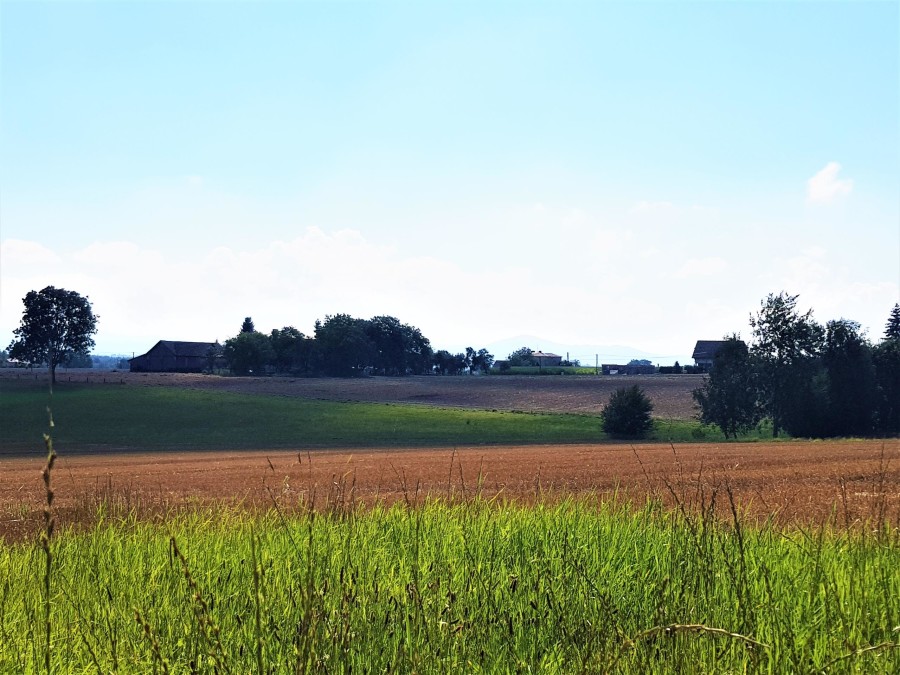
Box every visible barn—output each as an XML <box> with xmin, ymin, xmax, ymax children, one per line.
<box><xmin>691</xmin><ymin>340</ymin><xmax>732</xmax><ymax>370</ymax></box>
<box><xmin>129</xmin><ymin>340</ymin><xmax>221</xmax><ymax>373</ymax></box>
<box><xmin>531</xmin><ymin>351</ymin><xmax>563</xmax><ymax>367</ymax></box>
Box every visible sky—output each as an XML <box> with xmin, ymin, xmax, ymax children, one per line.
<box><xmin>2</xmin><ymin>0</ymin><xmax>898</xmax><ymax>364</ymax></box>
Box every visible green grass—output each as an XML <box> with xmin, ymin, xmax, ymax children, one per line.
<box><xmin>0</xmin><ymin>379</ymin><xmax>771</xmax><ymax>453</ymax></box>
<box><xmin>2</xmin><ymin>499</ymin><xmax>897</xmax><ymax>673</ymax></box>
<box><xmin>0</xmin><ymin>380</ymin><xmax>612</xmax><ymax>453</ymax></box>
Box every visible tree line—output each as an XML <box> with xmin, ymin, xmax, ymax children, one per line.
<box><xmin>222</xmin><ymin>315</ymin><xmax>494</xmax><ymax>377</ymax></box>
<box><xmin>694</xmin><ymin>294</ymin><xmax>900</xmax><ymax>438</ymax></box>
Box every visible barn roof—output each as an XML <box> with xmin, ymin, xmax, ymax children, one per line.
<box><xmin>691</xmin><ymin>340</ymin><xmax>729</xmax><ymax>360</ymax></box>
<box><xmin>131</xmin><ymin>340</ymin><xmax>219</xmax><ymax>360</ymax></box>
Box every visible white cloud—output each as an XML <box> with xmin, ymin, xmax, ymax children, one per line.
<box><xmin>806</xmin><ymin>162</ymin><xmax>853</xmax><ymax>203</ymax></box>
<box><xmin>674</xmin><ymin>257</ymin><xmax>728</xmax><ymax>279</ymax></box>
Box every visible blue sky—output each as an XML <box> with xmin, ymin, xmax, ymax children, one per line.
<box><xmin>2</xmin><ymin>1</ymin><xmax>898</xmax><ymax>361</ymax></box>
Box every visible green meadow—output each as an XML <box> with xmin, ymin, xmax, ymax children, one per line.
<box><xmin>2</xmin><ymin>499</ymin><xmax>898</xmax><ymax>673</ymax></box>
<box><xmin>0</xmin><ymin>379</ymin><xmax>761</xmax><ymax>454</ymax></box>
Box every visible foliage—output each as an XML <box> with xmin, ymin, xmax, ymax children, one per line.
<box><xmin>223</xmin><ymin>331</ymin><xmax>275</xmax><ymax>376</ymax></box>
<box><xmin>240</xmin><ymin>316</ymin><xmax>255</xmax><ymax>333</ymax></box>
<box><xmin>873</xmin><ymin>338</ymin><xmax>900</xmax><ymax>433</ymax></box>
<box><xmin>507</xmin><ymin>346</ymin><xmax>536</xmax><ymax>367</ymax></box>
<box><xmin>749</xmin><ymin>292</ymin><xmax>824</xmax><ymax>437</ymax></box>
<box><xmin>822</xmin><ymin>319</ymin><xmax>876</xmax><ymax>436</ymax></box>
<box><xmin>314</xmin><ymin>314</ymin><xmax>375</xmax><ymax>376</ymax></box>
<box><xmin>365</xmin><ymin>315</ymin><xmax>433</xmax><ymax>375</ymax></box>
<box><xmin>627</xmin><ymin>359</ymin><xmax>653</xmax><ymax>367</ymax></box>
<box><xmin>432</xmin><ymin>349</ymin><xmax>466</xmax><ymax>375</ymax></box>
<box><xmin>64</xmin><ymin>351</ymin><xmax>93</xmax><ymax>368</ymax></box>
<box><xmin>3</xmin><ymin>501</ymin><xmax>898</xmax><ymax>673</ymax></box>
<box><xmin>601</xmin><ymin>385</ymin><xmax>654</xmax><ymax>438</ymax></box>
<box><xmin>465</xmin><ymin>347</ymin><xmax>494</xmax><ymax>374</ymax></box>
<box><xmin>692</xmin><ymin>336</ymin><xmax>761</xmax><ymax>439</ymax></box>
<box><xmin>7</xmin><ymin>286</ymin><xmax>99</xmax><ymax>385</ymax></box>
<box><xmin>885</xmin><ymin>303</ymin><xmax>900</xmax><ymax>341</ymax></box>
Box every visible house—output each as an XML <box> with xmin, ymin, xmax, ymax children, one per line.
<box><xmin>129</xmin><ymin>340</ymin><xmax>221</xmax><ymax>373</ymax></box>
<box><xmin>531</xmin><ymin>351</ymin><xmax>563</xmax><ymax>367</ymax></box>
<box><xmin>691</xmin><ymin>340</ymin><xmax>733</xmax><ymax>370</ymax></box>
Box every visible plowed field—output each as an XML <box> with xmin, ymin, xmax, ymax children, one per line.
<box><xmin>2</xmin><ymin>440</ymin><xmax>897</xmax><ymax>541</ymax></box>
<box><xmin>8</xmin><ymin>369</ymin><xmax>701</xmax><ymax>418</ymax></box>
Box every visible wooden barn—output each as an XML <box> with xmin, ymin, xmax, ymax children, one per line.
<box><xmin>691</xmin><ymin>340</ymin><xmax>731</xmax><ymax>370</ymax></box>
<box><xmin>129</xmin><ymin>340</ymin><xmax>221</xmax><ymax>373</ymax></box>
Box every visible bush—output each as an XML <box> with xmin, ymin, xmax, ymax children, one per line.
<box><xmin>601</xmin><ymin>385</ymin><xmax>654</xmax><ymax>438</ymax></box>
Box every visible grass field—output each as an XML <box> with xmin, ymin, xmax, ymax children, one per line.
<box><xmin>3</xmin><ymin>376</ymin><xmax>897</xmax><ymax>672</ymax></box>
<box><xmin>2</xmin><ymin>497</ymin><xmax>898</xmax><ymax>673</ymax></box>
<box><xmin>0</xmin><ymin>379</ymin><xmax>765</xmax><ymax>455</ymax></box>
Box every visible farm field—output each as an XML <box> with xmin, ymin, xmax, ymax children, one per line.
<box><xmin>2</xmin><ymin>373</ymin><xmax>899</xmax><ymax>672</ymax></box>
<box><xmin>0</xmin><ymin>368</ymin><xmax>701</xmax><ymax>418</ymax></box>
<box><xmin>2</xmin><ymin>439</ymin><xmax>898</xmax><ymax>541</ymax></box>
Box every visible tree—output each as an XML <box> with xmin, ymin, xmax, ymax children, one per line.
<box><xmin>601</xmin><ymin>385</ymin><xmax>654</xmax><ymax>438</ymax></box>
<box><xmin>240</xmin><ymin>317</ymin><xmax>255</xmax><ymax>333</ymax></box>
<box><xmin>692</xmin><ymin>336</ymin><xmax>760</xmax><ymax>439</ymax></box>
<box><xmin>885</xmin><ymin>303</ymin><xmax>900</xmax><ymax>341</ymax></box>
<box><xmin>365</xmin><ymin>316</ymin><xmax>433</xmax><ymax>376</ymax></box>
<box><xmin>269</xmin><ymin>327</ymin><xmax>306</xmax><ymax>373</ymax></box>
<box><xmin>872</xmin><ymin>338</ymin><xmax>900</xmax><ymax>433</ymax></box>
<box><xmin>749</xmin><ymin>292</ymin><xmax>824</xmax><ymax>437</ymax></box>
<box><xmin>223</xmin><ymin>331</ymin><xmax>275</xmax><ymax>375</ymax></box>
<box><xmin>315</xmin><ymin>314</ymin><xmax>374</xmax><ymax>377</ymax></box>
<box><xmin>507</xmin><ymin>347</ymin><xmax>535</xmax><ymax>367</ymax></box>
<box><xmin>7</xmin><ymin>286</ymin><xmax>99</xmax><ymax>385</ymax></box>
<box><xmin>433</xmin><ymin>350</ymin><xmax>464</xmax><ymax>375</ymax></box>
<box><xmin>822</xmin><ymin>319</ymin><xmax>875</xmax><ymax>436</ymax></box>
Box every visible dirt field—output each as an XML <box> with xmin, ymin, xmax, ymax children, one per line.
<box><xmin>2</xmin><ymin>369</ymin><xmax>701</xmax><ymax>418</ymax></box>
<box><xmin>2</xmin><ymin>440</ymin><xmax>897</xmax><ymax>541</ymax></box>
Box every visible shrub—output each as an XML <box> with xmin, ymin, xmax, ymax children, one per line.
<box><xmin>601</xmin><ymin>385</ymin><xmax>654</xmax><ymax>438</ymax></box>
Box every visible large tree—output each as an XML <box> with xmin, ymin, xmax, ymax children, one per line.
<box><xmin>7</xmin><ymin>286</ymin><xmax>98</xmax><ymax>385</ymax></box>
<box><xmin>873</xmin><ymin>337</ymin><xmax>900</xmax><ymax>433</ymax></box>
<box><xmin>315</xmin><ymin>314</ymin><xmax>374</xmax><ymax>377</ymax></box>
<box><xmin>692</xmin><ymin>335</ymin><xmax>761</xmax><ymax>439</ymax></box>
<box><xmin>822</xmin><ymin>319</ymin><xmax>876</xmax><ymax>436</ymax></box>
<box><xmin>223</xmin><ymin>331</ymin><xmax>275</xmax><ymax>376</ymax></box>
<box><xmin>749</xmin><ymin>292</ymin><xmax>824</xmax><ymax>437</ymax></box>
<box><xmin>884</xmin><ymin>303</ymin><xmax>900</xmax><ymax>341</ymax></box>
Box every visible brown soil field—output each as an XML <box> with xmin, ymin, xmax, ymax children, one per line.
<box><xmin>2</xmin><ymin>440</ymin><xmax>897</xmax><ymax>542</ymax></box>
<box><xmin>2</xmin><ymin>369</ymin><xmax>701</xmax><ymax>418</ymax></box>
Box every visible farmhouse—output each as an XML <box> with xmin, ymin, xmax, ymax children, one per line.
<box><xmin>531</xmin><ymin>351</ymin><xmax>563</xmax><ymax>367</ymax></box>
<box><xmin>691</xmin><ymin>340</ymin><xmax>734</xmax><ymax>370</ymax></box>
<box><xmin>129</xmin><ymin>340</ymin><xmax>221</xmax><ymax>373</ymax></box>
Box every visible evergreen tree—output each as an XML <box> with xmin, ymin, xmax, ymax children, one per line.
<box><xmin>885</xmin><ymin>303</ymin><xmax>900</xmax><ymax>341</ymax></box>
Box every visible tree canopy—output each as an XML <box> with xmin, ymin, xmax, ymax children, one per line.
<box><xmin>7</xmin><ymin>286</ymin><xmax>99</xmax><ymax>385</ymax></box>
<box><xmin>692</xmin><ymin>335</ymin><xmax>760</xmax><ymax>439</ymax></box>
<box><xmin>694</xmin><ymin>295</ymin><xmax>899</xmax><ymax>439</ymax></box>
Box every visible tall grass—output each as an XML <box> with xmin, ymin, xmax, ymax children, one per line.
<box><xmin>2</xmin><ymin>495</ymin><xmax>898</xmax><ymax>673</ymax></box>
